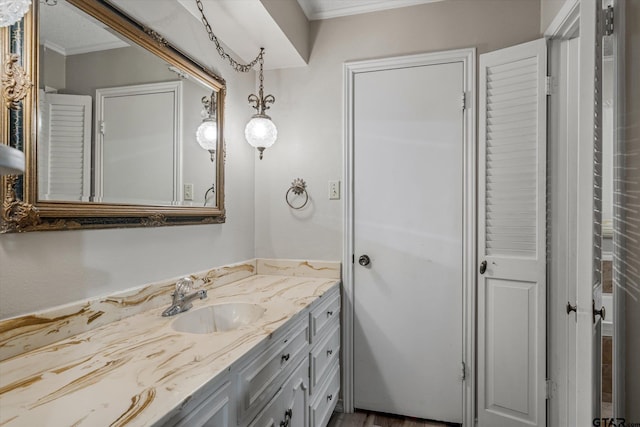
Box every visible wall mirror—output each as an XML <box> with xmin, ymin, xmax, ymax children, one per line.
<box><xmin>1</xmin><ymin>0</ymin><xmax>226</xmax><ymax>232</ymax></box>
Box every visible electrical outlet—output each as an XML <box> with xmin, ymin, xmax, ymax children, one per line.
<box><xmin>329</xmin><ymin>180</ymin><xmax>340</xmax><ymax>200</ymax></box>
<box><xmin>184</xmin><ymin>183</ymin><xmax>194</xmax><ymax>201</ymax></box>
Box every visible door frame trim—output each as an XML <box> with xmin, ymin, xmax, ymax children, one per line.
<box><xmin>575</xmin><ymin>3</ymin><xmax>599</xmax><ymax>424</ymax></box>
<box><xmin>546</xmin><ymin>2</ymin><xmax>580</xmax><ymax>424</ymax></box>
<box><xmin>342</xmin><ymin>48</ymin><xmax>476</xmax><ymax>426</ymax></box>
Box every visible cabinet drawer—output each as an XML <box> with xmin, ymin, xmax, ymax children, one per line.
<box><xmin>309</xmin><ymin>320</ymin><xmax>340</xmax><ymax>395</ymax></box>
<box><xmin>248</xmin><ymin>358</ymin><xmax>309</xmax><ymax>427</ymax></box>
<box><xmin>310</xmin><ymin>290</ymin><xmax>340</xmax><ymax>344</ymax></box>
<box><xmin>164</xmin><ymin>379</ymin><xmax>231</xmax><ymax>427</ymax></box>
<box><xmin>309</xmin><ymin>360</ymin><xmax>340</xmax><ymax>427</ymax></box>
<box><xmin>236</xmin><ymin>317</ymin><xmax>309</xmax><ymax>424</ymax></box>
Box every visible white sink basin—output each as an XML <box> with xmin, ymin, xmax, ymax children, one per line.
<box><xmin>171</xmin><ymin>303</ymin><xmax>266</xmax><ymax>334</ymax></box>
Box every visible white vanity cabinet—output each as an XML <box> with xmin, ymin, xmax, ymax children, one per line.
<box><xmin>309</xmin><ymin>361</ymin><xmax>340</xmax><ymax>427</ymax></box>
<box><xmin>308</xmin><ymin>292</ymin><xmax>341</xmax><ymax>427</ymax></box>
<box><xmin>163</xmin><ymin>284</ymin><xmax>341</xmax><ymax>427</ymax></box>
<box><xmin>248</xmin><ymin>358</ymin><xmax>309</xmax><ymax>427</ymax></box>
<box><xmin>239</xmin><ymin>285</ymin><xmax>340</xmax><ymax>427</ymax></box>
<box><xmin>236</xmin><ymin>315</ymin><xmax>310</xmax><ymax>425</ymax></box>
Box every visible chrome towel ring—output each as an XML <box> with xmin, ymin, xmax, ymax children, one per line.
<box><xmin>286</xmin><ymin>178</ymin><xmax>309</xmax><ymax>210</ymax></box>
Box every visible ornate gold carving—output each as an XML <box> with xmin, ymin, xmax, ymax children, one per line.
<box><xmin>142</xmin><ymin>26</ymin><xmax>168</xmax><ymax>48</ymax></box>
<box><xmin>2</xmin><ymin>176</ymin><xmax>41</xmax><ymax>232</ymax></box>
<box><xmin>0</xmin><ymin>0</ymin><xmax>226</xmax><ymax>232</ymax></box>
<box><xmin>202</xmin><ymin>213</ymin><xmax>225</xmax><ymax>224</ymax></box>
<box><xmin>141</xmin><ymin>213</ymin><xmax>167</xmax><ymax>227</ymax></box>
<box><xmin>2</xmin><ymin>54</ymin><xmax>33</xmax><ymax>110</ymax></box>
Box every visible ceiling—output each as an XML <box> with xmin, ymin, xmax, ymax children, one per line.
<box><xmin>39</xmin><ymin>0</ymin><xmax>128</xmax><ymax>56</ymax></box>
<box><xmin>296</xmin><ymin>0</ymin><xmax>442</xmax><ymax>20</ymax></box>
<box><xmin>39</xmin><ymin>0</ymin><xmax>445</xmax><ymax>69</ymax></box>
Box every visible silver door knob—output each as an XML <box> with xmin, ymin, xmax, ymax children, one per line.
<box><xmin>358</xmin><ymin>255</ymin><xmax>371</xmax><ymax>266</ymax></box>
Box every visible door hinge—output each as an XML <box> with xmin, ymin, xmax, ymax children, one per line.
<box><xmin>545</xmin><ymin>379</ymin><xmax>555</xmax><ymax>400</ymax></box>
<box><xmin>603</xmin><ymin>5</ymin><xmax>614</xmax><ymax>36</ymax></box>
<box><xmin>352</xmin><ymin>254</ymin><xmax>355</xmax><ymax>264</ymax></box>
<box><xmin>461</xmin><ymin>361</ymin><xmax>466</xmax><ymax>381</ymax></box>
<box><xmin>99</xmin><ymin>120</ymin><xmax>106</xmax><ymax>135</ymax></box>
<box><xmin>461</xmin><ymin>92</ymin><xmax>467</xmax><ymax>110</ymax></box>
<box><xmin>545</xmin><ymin>76</ymin><xmax>553</xmax><ymax>96</ymax></box>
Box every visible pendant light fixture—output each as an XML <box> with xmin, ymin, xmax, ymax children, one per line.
<box><xmin>196</xmin><ymin>92</ymin><xmax>217</xmax><ymax>161</ymax></box>
<box><xmin>195</xmin><ymin>0</ymin><xmax>277</xmax><ymax>160</ymax></box>
<box><xmin>0</xmin><ymin>0</ymin><xmax>31</xmax><ymax>27</ymax></box>
<box><xmin>245</xmin><ymin>50</ymin><xmax>276</xmax><ymax>160</ymax></box>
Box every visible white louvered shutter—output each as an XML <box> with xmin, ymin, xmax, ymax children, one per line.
<box><xmin>39</xmin><ymin>93</ymin><xmax>92</xmax><ymax>201</ymax></box>
<box><xmin>477</xmin><ymin>39</ymin><xmax>547</xmax><ymax>427</ymax></box>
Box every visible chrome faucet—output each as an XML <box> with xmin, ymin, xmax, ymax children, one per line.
<box><xmin>162</xmin><ymin>277</ymin><xmax>208</xmax><ymax>317</ymax></box>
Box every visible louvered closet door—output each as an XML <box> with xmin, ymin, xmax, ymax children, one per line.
<box><xmin>39</xmin><ymin>93</ymin><xmax>92</xmax><ymax>201</ymax></box>
<box><xmin>478</xmin><ymin>39</ymin><xmax>547</xmax><ymax>427</ymax></box>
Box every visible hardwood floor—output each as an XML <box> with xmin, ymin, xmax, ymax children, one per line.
<box><xmin>327</xmin><ymin>410</ymin><xmax>452</xmax><ymax>427</ymax></box>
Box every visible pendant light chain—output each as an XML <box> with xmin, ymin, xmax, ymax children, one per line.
<box><xmin>258</xmin><ymin>54</ymin><xmax>264</xmax><ymax>95</ymax></box>
<box><xmin>194</xmin><ymin>0</ymin><xmax>277</xmax><ymax>160</ymax></box>
<box><xmin>195</xmin><ymin>0</ymin><xmax>263</xmax><ymax>73</ymax></box>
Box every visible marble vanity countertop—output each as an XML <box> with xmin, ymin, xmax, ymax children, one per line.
<box><xmin>0</xmin><ymin>272</ymin><xmax>339</xmax><ymax>426</ymax></box>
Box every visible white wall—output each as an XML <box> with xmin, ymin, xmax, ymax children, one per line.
<box><xmin>541</xmin><ymin>0</ymin><xmax>573</xmax><ymax>32</ymax></box>
<box><xmin>1</xmin><ymin>0</ymin><xmax>542</xmax><ymax>318</ymax></box>
<box><xmin>0</xmin><ymin>8</ymin><xmax>258</xmax><ymax>320</ymax></box>
<box><xmin>255</xmin><ymin>0</ymin><xmax>542</xmax><ymax>260</ymax></box>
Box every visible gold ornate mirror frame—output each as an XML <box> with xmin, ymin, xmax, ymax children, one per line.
<box><xmin>1</xmin><ymin>0</ymin><xmax>226</xmax><ymax>233</ymax></box>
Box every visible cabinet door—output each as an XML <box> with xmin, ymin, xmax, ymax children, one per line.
<box><xmin>285</xmin><ymin>364</ymin><xmax>309</xmax><ymax>427</ymax></box>
<box><xmin>249</xmin><ymin>359</ymin><xmax>309</xmax><ymax>427</ymax></box>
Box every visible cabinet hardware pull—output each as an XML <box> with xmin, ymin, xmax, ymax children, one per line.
<box><xmin>327</xmin><ymin>310</ymin><xmax>333</xmax><ymax>317</ymax></box>
<box><xmin>281</xmin><ymin>353</ymin><xmax>290</xmax><ymax>362</ymax></box>
<box><xmin>327</xmin><ymin>394</ymin><xmax>333</xmax><ymax>401</ymax></box>
<box><xmin>327</xmin><ymin>349</ymin><xmax>333</xmax><ymax>356</ymax></box>
<box><xmin>280</xmin><ymin>409</ymin><xmax>293</xmax><ymax>427</ymax></box>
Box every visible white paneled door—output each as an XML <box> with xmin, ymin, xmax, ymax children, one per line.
<box><xmin>477</xmin><ymin>39</ymin><xmax>547</xmax><ymax>427</ymax></box>
<box><xmin>95</xmin><ymin>82</ymin><xmax>182</xmax><ymax>205</ymax></box>
<box><xmin>352</xmin><ymin>55</ymin><xmax>466</xmax><ymax>423</ymax></box>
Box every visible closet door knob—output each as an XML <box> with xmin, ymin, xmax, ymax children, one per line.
<box><xmin>566</xmin><ymin>302</ymin><xmax>577</xmax><ymax>314</ymax></box>
<box><xmin>358</xmin><ymin>255</ymin><xmax>371</xmax><ymax>266</ymax></box>
<box><xmin>593</xmin><ymin>299</ymin><xmax>606</xmax><ymax>324</ymax></box>
<box><xmin>479</xmin><ymin>260</ymin><xmax>487</xmax><ymax>274</ymax></box>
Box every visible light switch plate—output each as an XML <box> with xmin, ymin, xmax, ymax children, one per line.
<box><xmin>329</xmin><ymin>180</ymin><xmax>340</xmax><ymax>200</ymax></box>
<box><xmin>184</xmin><ymin>183</ymin><xmax>194</xmax><ymax>201</ymax></box>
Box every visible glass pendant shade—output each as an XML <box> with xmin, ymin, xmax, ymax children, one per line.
<box><xmin>244</xmin><ymin>115</ymin><xmax>277</xmax><ymax>150</ymax></box>
<box><xmin>196</xmin><ymin>119</ymin><xmax>217</xmax><ymax>151</ymax></box>
<box><xmin>0</xmin><ymin>144</ymin><xmax>25</xmax><ymax>175</ymax></box>
<box><xmin>0</xmin><ymin>0</ymin><xmax>31</xmax><ymax>27</ymax></box>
